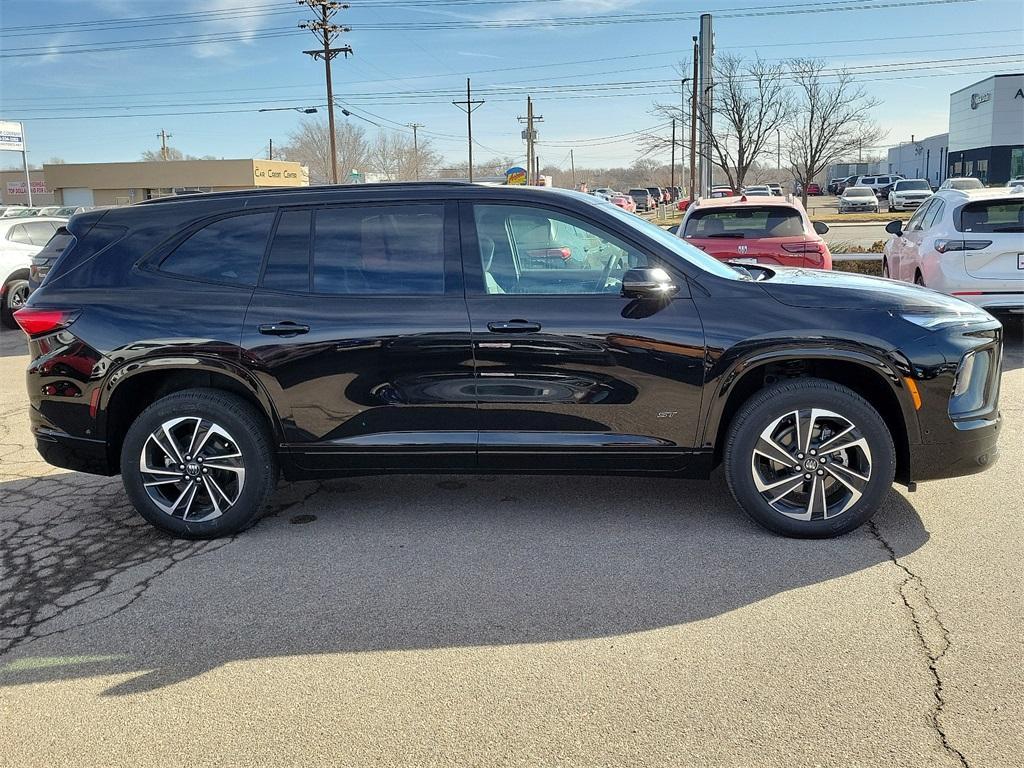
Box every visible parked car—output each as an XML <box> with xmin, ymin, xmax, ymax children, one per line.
<box><xmin>15</xmin><ymin>183</ymin><xmax>1003</xmax><ymax>540</ymax></box>
<box><xmin>882</xmin><ymin>186</ymin><xmax>1024</xmax><ymax>321</ymax></box>
<box><xmin>805</xmin><ymin>183</ymin><xmax>823</xmax><ymax>196</ymax></box>
<box><xmin>677</xmin><ymin>198</ymin><xmax>692</xmax><ymax>212</ymax></box>
<box><xmin>1006</xmin><ymin>177</ymin><xmax>1024</xmax><ymax>188</ymax></box>
<box><xmin>887</xmin><ymin>179</ymin><xmax>934</xmax><ymax>211</ymax></box>
<box><xmin>827</xmin><ymin>178</ymin><xmax>846</xmax><ymax>195</ymax></box>
<box><xmin>646</xmin><ymin>187</ymin><xmax>666</xmax><ymax>207</ymax></box>
<box><xmin>939</xmin><ymin>177</ymin><xmax>984</xmax><ymax>191</ymax></box>
<box><xmin>709</xmin><ymin>186</ymin><xmax>735</xmax><ymax>199</ymax></box>
<box><xmin>53</xmin><ymin>206</ymin><xmax>91</xmax><ymax>217</ymax></box>
<box><xmin>34</xmin><ymin>206</ymin><xmax>64</xmax><ymax>217</ymax></box>
<box><xmin>677</xmin><ymin>194</ymin><xmax>832</xmax><ymax>270</ymax></box>
<box><xmin>592</xmin><ymin>188</ymin><xmax>617</xmax><ymax>201</ymax></box>
<box><xmin>742</xmin><ymin>186</ymin><xmax>774</xmax><ymax>197</ymax></box>
<box><xmin>628</xmin><ymin>187</ymin><xmax>656</xmax><ymax>211</ymax></box>
<box><xmin>1</xmin><ymin>206</ymin><xmax>42</xmax><ymax>218</ymax></box>
<box><xmin>766</xmin><ymin>183</ymin><xmax>783</xmax><ymax>196</ymax></box>
<box><xmin>849</xmin><ymin>175</ymin><xmax>904</xmax><ymax>197</ymax></box>
<box><xmin>1</xmin><ymin>217</ymin><xmax>64</xmax><ymax>328</ymax></box>
<box><xmin>838</xmin><ymin>186</ymin><xmax>880</xmax><ymax>213</ymax></box>
<box><xmin>610</xmin><ymin>194</ymin><xmax>637</xmax><ymax>213</ymax></box>
<box><xmin>835</xmin><ymin>175</ymin><xmax>858</xmax><ymax>195</ymax></box>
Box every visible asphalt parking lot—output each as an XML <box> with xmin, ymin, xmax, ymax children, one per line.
<box><xmin>1</xmin><ymin>323</ymin><xmax>1021</xmax><ymax>768</ymax></box>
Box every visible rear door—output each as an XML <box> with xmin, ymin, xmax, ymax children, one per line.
<box><xmin>241</xmin><ymin>200</ymin><xmax>477</xmax><ymax>471</ymax></box>
<box><xmin>959</xmin><ymin>197</ymin><xmax>1024</xmax><ymax>281</ymax></box>
<box><xmin>462</xmin><ymin>199</ymin><xmax>706</xmax><ymax>473</ymax></box>
<box><xmin>890</xmin><ymin>198</ymin><xmax>935</xmax><ymax>282</ymax></box>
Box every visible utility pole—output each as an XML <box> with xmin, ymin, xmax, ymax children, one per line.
<box><xmin>406</xmin><ymin>122</ymin><xmax>424</xmax><ymax>180</ymax></box>
<box><xmin>157</xmin><ymin>129</ymin><xmax>172</xmax><ymax>161</ymax></box>
<box><xmin>517</xmin><ymin>96</ymin><xmax>544</xmax><ymax>185</ymax></box>
<box><xmin>452</xmin><ymin>78</ymin><xmax>484</xmax><ymax>182</ymax></box>
<box><xmin>570</xmin><ymin>149</ymin><xmax>576</xmax><ymax>189</ymax></box>
<box><xmin>776</xmin><ymin>130</ymin><xmax>781</xmax><ymax>173</ymax></box>
<box><xmin>698</xmin><ymin>13</ymin><xmax>714</xmax><ymax>196</ymax></box>
<box><xmin>670</xmin><ymin>118</ymin><xmax>676</xmax><ymax>188</ymax></box>
<box><xmin>299</xmin><ymin>0</ymin><xmax>353</xmax><ymax>185</ymax></box>
<box><xmin>268</xmin><ymin>138</ymin><xmax>273</xmax><ymax>160</ymax></box>
<box><xmin>689</xmin><ymin>36</ymin><xmax>698</xmax><ymax>201</ymax></box>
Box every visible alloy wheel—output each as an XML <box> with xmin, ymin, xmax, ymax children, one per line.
<box><xmin>750</xmin><ymin>408</ymin><xmax>872</xmax><ymax>521</ymax></box>
<box><xmin>139</xmin><ymin>416</ymin><xmax>245</xmax><ymax>522</ymax></box>
<box><xmin>7</xmin><ymin>281</ymin><xmax>29</xmax><ymax>311</ymax></box>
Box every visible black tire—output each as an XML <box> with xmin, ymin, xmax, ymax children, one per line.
<box><xmin>120</xmin><ymin>388</ymin><xmax>277</xmax><ymax>539</ymax></box>
<box><xmin>724</xmin><ymin>378</ymin><xmax>896</xmax><ymax>538</ymax></box>
<box><xmin>1</xmin><ymin>278</ymin><xmax>29</xmax><ymax>329</ymax></box>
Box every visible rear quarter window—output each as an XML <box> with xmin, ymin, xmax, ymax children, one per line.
<box><xmin>158</xmin><ymin>211</ymin><xmax>275</xmax><ymax>286</ymax></box>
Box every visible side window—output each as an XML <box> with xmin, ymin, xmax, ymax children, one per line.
<box><xmin>313</xmin><ymin>203</ymin><xmax>445</xmax><ymax>295</ymax></box>
<box><xmin>473</xmin><ymin>204</ymin><xmax>648</xmax><ymax>295</ymax></box>
<box><xmin>922</xmin><ymin>200</ymin><xmax>945</xmax><ymax>230</ymax></box>
<box><xmin>905</xmin><ymin>199</ymin><xmax>933</xmax><ymax>232</ymax></box>
<box><xmin>862</xmin><ymin>177</ymin><xmax>875</xmax><ymax>185</ymax></box>
<box><xmin>7</xmin><ymin>225</ymin><xmax>32</xmax><ymax>244</ymax></box>
<box><xmin>262</xmin><ymin>209</ymin><xmax>311</xmax><ymax>292</ymax></box>
<box><xmin>159</xmin><ymin>211</ymin><xmax>274</xmax><ymax>286</ymax></box>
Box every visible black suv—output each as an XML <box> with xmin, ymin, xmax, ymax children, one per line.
<box><xmin>18</xmin><ymin>184</ymin><xmax>1003</xmax><ymax>539</ymax></box>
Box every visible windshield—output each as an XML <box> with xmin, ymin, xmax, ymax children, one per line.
<box><xmin>896</xmin><ymin>180</ymin><xmax>930</xmax><ymax>191</ymax></box>
<box><xmin>845</xmin><ymin>187</ymin><xmax>874</xmax><ymax>197</ymax></box>
<box><xmin>597</xmin><ymin>200</ymin><xmax>749</xmax><ymax>280</ymax></box>
<box><xmin>949</xmin><ymin>178</ymin><xmax>983</xmax><ymax>189</ymax></box>
<box><xmin>958</xmin><ymin>199</ymin><xmax>1024</xmax><ymax>233</ymax></box>
<box><xmin>684</xmin><ymin>206</ymin><xmax>804</xmax><ymax>238</ymax></box>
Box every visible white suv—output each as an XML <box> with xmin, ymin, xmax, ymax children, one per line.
<box><xmin>850</xmin><ymin>174</ymin><xmax>903</xmax><ymax>197</ymax></box>
<box><xmin>887</xmin><ymin>179</ymin><xmax>933</xmax><ymax>211</ymax></box>
<box><xmin>882</xmin><ymin>187</ymin><xmax>1024</xmax><ymax>317</ymax></box>
<box><xmin>1</xmin><ymin>217</ymin><xmax>64</xmax><ymax>328</ymax></box>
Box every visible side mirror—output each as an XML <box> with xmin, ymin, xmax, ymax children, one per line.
<box><xmin>885</xmin><ymin>220</ymin><xmax>903</xmax><ymax>236</ymax></box>
<box><xmin>812</xmin><ymin>221</ymin><xmax>829</xmax><ymax>235</ymax></box>
<box><xmin>621</xmin><ymin>267</ymin><xmax>679</xmax><ymax>299</ymax></box>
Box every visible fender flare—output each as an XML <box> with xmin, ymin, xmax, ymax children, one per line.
<box><xmin>700</xmin><ymin>342</ymin><xmax>921</xmax><ymax>450</ymax></box>
<box><xmin>99</xmin><ymin>354</ymin><xmax>284</xmax><ymax>442</ymax></box>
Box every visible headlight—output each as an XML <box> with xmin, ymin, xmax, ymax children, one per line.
<box><xmin>899</xmin><ymin>310</ymin><xmax>992</xmax><ymax>330</ymax></box>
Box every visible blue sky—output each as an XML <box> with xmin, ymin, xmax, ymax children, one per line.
<box><xmin>1</xmin><ymin>0</ymin><xmax>1021</xmax><ymax>171</ymax></box>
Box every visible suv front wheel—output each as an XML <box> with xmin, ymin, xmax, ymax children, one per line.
<box><xmin>724</xmin><ymin>378</ymin><xmax>896</xmax><ymax>538</ymax></box>
<box><xmin>120</xmin><ymin>388</ymin><xmax>277</xmax><ymax>538</ymax></box>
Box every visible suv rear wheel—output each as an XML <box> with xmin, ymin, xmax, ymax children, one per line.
<box><xmin>120</xmin><ymin>388</ymin><xmax>277</xmax><ymax>538</ymax></box>
<box><xmin>2</xmin><ymin>276</ymin><xmax>29</xmax><ymax>329</ymax></box>
<box><xmin>724</xmin><ymin>378</ymin><xmax>896</xmax><ymax>538</ymax></box>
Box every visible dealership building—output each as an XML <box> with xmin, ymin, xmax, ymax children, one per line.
<box><xmin>1</xmin><ymin>158</ymin><xmax>309</xmax><ymax>207</ymax></box>
<box><xmin>887</xmin><ymin>73</ymin><xmax>1024</xmax><ymax>185</ymax></box>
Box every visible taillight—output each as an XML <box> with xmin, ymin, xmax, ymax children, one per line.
<box><xmin>12</xmin><ymin>308</ymin><xmax>79</xmax><ymax>337</ymax></box>
<box><xmin>781</xmin><ymin>241</ymin><xmax>826</xmax><ymax>254</ymax></box>
<box><xmin>934</xmin><ymin>239</ymin><xmax>992</xmax><ymax>253</ymax></box>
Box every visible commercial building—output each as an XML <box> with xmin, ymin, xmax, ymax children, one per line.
<box><xmin>947</xmin><ymin>73</ymin><xmax>1024</xmax><ymax>184</ymax></box>
<box><xmin>6</xmin><ymin>158</ymin><xmax>309</xmax><ymax>208</ymax></box>
<box><xmin>886</xmin><ymin>132</ymin><xmax>949</xmax><ymax>186</ymax></box>
<box><xmin>0</xmin><ymin>169</ymin><xmax>54</xmax><ymax>206</ymax></box>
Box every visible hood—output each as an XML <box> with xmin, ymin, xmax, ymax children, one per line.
<box><xmin>758</xmin><ymin>267</ymin><xmax>978</xmax><ymax>312</ymax></box>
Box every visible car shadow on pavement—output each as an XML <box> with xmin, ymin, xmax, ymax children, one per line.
<box><xmin>0</xmin><ymin>470</ymin><xmax>929</xmax><ymax>696</ymax></box>
<box><xmin>0</xmin><ymin>327</ymin><xmax>28</xmax><ymax>358</ymax></box>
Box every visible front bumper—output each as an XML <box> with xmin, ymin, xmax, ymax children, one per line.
<box><xmin>909</xmin><ymin>414</ymin><xmax>1000</xmax><ymax>482</ymax></box>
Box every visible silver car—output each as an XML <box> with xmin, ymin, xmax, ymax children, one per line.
<box><xmin>838</xmin><ymin>186</ymin><xmax>879</xmax><ymax>213</ymax></box>
<box><xmin>882</xmin><ymin>187</ymin><xmax>1024</xmax><ymax>316</ymax></box>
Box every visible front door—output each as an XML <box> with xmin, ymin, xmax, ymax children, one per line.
<box><xmin>242</xmin><ymin>201</ymin><xmax>477</xmax><ymax>472</ymax></box>
<box><xmin>461</xmin><ymin>200</ymin><xmax>706</xmax><ymax>473</ymax></box>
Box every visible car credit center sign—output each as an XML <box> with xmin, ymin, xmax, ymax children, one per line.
<box><xmin>0</xmin><ymin>121</ymin><xmax>26</xmax><ymax>152</ymax></box>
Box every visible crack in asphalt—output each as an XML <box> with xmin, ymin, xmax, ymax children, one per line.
<box><xmin>0</xmin><ymin>418</ymin><xmax>325</xmax><ymax>659</ymax></box>
<box><xmin>868</xmin><ymin>520</ymin><xmax>971</xmax><ymax>768</ymax></box>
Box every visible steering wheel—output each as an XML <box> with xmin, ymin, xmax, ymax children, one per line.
<box><xmin>598</xmin><ymin>251</ymin><xmax>625</xmax><ymax>292</ymax></box>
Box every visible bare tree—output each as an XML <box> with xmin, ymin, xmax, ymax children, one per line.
<box><xmin>278</xmin><ymin>118</ymin><xmax>371</xmax><ymax>184</ymax></box>
<box><xmin>643</xmin><ymin>56</ymin><xmax>792</xmax><ymax>190</ymax></box>
<box><xmin>368</xmin><ymin>131</ymin><xmax>443</xmax><ymax>181</ymax></box>
<box><xmin>140</xmin><ymin>146</ymin><xmax>186</xmax><ymax>161</ymax></box>
<box><xmin>785</xmin><ymin>59</ymin><xmax>886</xmax><ymax>206</ymax></box>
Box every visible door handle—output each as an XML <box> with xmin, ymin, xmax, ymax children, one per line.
<box><xmin>258</xmin><ymin>322</ymin><xmax>309</xmax><ymax>336</ymax></box>
<box><xmin>487</xmin><ymin>320</ymin><xmax>542</xmax><ymax>333</ymax></box>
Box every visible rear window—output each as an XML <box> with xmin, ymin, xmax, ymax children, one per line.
<box><xmin>896</xmin><ymin>180</ymin><xmax>930</xmax><ymax>191</ymax></box>
<box><xmin>958</xmin><ymin>200</ymin><xmax>1024</xmax><ymax>233</ymax></box>
<box><xmin>159</xmin><ymin>211</ymin><xmax>275</xmax><ymax>286</ymax></box>
<box><xmin>684</xmin><ymin>206</ymin><xmax>804</xmax><ymax>238</ymax></box>
<box><xmin>846</xmin><ymin>187</ymin><xmax>874</xmax><ymax>197</ymax></box>
<box><xmin>36</xmin><ymin>227</ymin><xmax>75</xmax><ymax>259</ymax></box>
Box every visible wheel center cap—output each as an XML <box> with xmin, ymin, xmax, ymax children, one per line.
<box><xmin>803</xmin><ymin>457</ymin><xmax>819</xmax><ymax>471</ymax></box>
<box><xmin>185</xmin><ymin>461</ymin><xmax>201</xmax><ymax>476</ymax></box>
